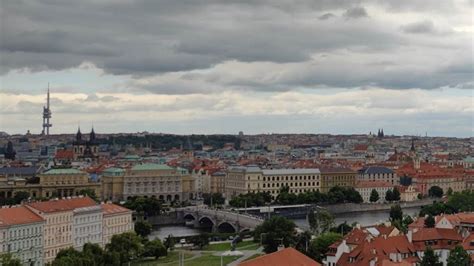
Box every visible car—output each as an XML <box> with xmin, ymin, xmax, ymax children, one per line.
<box><xmin>180</xmin><ymin>238</ymin><xmax>186</xmax><ymax>244</ymax></box>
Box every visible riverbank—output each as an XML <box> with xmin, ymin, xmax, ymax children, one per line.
<box><xmin>324</xmin><ymin>198</ymin><xmax>433</xmax><ymax>214</ymax></box>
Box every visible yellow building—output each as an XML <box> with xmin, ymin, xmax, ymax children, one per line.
<box><xmin>225</xmin><ymin>166</ymin><xmax>321</xmax><ymax>199</ymax></box>
<box><xmin>101</xmin><ymin>163</ymin><xmax>192</xmax><ymax>202</ymax></box>
<box><xmin>0</xmin><ymin>168</ymin><xmax>100</xmax><ymax>200</ymax></box>
<box><xmin>320</xmin><ymin>167</ymin><xmax>357</xmax><ymax>193</ymax></box>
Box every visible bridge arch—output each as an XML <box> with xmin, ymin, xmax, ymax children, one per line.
<box><xmin>183</xmin><ymin>213</ymin><xmax>196</xmax><ymax>221</ymax></box>
<box><xmin>198</xmin><ymin>216</ymin><xmax>215</xmax><ymax>230</ymax></box>
<box><xmin>217</xmin><ymin>221</ymin><xmax>237</xmax><ymax>233</ymax></box>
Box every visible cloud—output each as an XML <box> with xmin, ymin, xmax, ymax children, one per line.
<box><xmin>401</xmin><ymin>20</ymin><xmax>436</xmax><ymax>34</ymax></box>
<box><xmin>343</xmin><ymin>7</ymin><xmax>369</xmax><ymax>19</ymax></box>
<box><xmin>318</xmin><ymin>13</ymin><xmax>336</xmax><ymax>20</ymax></box>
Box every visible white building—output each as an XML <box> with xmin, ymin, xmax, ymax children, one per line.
<box><xmin>355</xmin><ymin>180</ymin><xmax>393</xmax><ymax>203</ymax></box>
<box><xmin>101</xmin><ymin>203</ymin><xmax>134</xmax><ymax>245</ymax></box>
<box><xmin>73</xmin><ymin>205</ymin><xmax>103</xmax><ymax>249</ymax></box>
<box><xmin>0</xmin><ymin>206</ymin><xmax>45</xmax><ymax>266</ymax></box>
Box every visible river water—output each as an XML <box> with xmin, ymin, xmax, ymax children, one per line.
<box><xmin>151</xmin><ymin>206</ymin><xmax>422</xmax><ymax>240</ymax></box>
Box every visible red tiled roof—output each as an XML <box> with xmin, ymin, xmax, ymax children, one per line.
<box><xmin>101</xmin><ymin>203</ymin><xmax>132</xmax><ymax>215</ymax></box>
<box><xmin>27</xmin><ymin>197</ymin><xmax>97</xmax><ymax>213</ymax></box>
<box><xmin>239</xmin><ymin>247</ymin><xmax>320</xmax><ymax>266</ymax></box>
<box><xmin>0</xmin><ymin>206</ymin><xmax>44</xmax><ymax>226</ymax></box>
<box><xmin>55</xmin><ymin>149</ymin><xmax>74</xmax><ymax>159</ymax></box>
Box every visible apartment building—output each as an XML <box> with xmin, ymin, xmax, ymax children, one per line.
<box><xmin>0</xmin><ymin>206</ymin><xmax>45</xmax><ymax>266</ymax></box>
<box><xmin>355</xmin><ymin>180</ymin><xmax>393</xmax><ymax>203</ymax></box>
<box><xmin>225</xmin><ymin>166</ymin><xmax>320</xmax><ymax>198</ymax></box>
<box><xmin>26</xmin><ymin>197</ymin><xmax>98</xmax><ymax>263</ymax></box>
<box><xmin>101</xmin><ymin>203</ymin><xmax>133</xmax><ymax>245</ymax></box>
<box><xmin>72</xmin><ymin>204</ymin><xmax>103</xmax><ymax>249</ymax></box>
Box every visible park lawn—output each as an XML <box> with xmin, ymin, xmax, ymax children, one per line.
<box><xmin>166</xmin><ymin>254</ymin><xmax>242</xmax><ymax>266</ymax></box>
<box><xmin>133</xmin><ymin>251</ymin><xmax>193</xmax><ymax>265</ymax></box>
<box><xmin>204</xmin><ymin>240</ymin><xmax>257</xmax><ymax>251</ymax></box>
<box><xmin>241</xmin><ymin>253</ymin><xmax>263</xmax><ymax>262</ymax></box>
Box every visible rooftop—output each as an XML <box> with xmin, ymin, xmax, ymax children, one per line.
<box><xmin>42</xmin><ymin>168</ymin><xmax>85</xmax><ymax>175</ymax></box>
<box><xmin>0</xmin><ymin>206</ymin><xmax>44</xmax><ymax>226</ymax></box>
<box><xmin>239</xmin><ymin>247</ymin><xmax>320</xmax><ymax>266</ymax></box>
<box><xmin>27</xmin><ymin>196</ymin><xmax>97</xmax><ymax>213</ymax></box>
<box><xmin>131</xmin><ymin>163</ymin><xmax>174</xmax><ymax>171</ymax></box>
<box><xmin>101</xmin><ymin>203</ymin><xmax>131</xmax><ymax>215</ymax></box>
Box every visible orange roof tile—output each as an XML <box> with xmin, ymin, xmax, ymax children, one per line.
<box><xmin>0</xmin><ymin>206</ymin><xmax>44</xmax><ymax>226</ymax></box>
<box><xmin>101</xmin><ymin>203</ymin><xmax>132</xmax><ymax>215</ymax></box>
<box><xmin>27</xmin><ymin>197</ymin><xmax>97</xmax><ymax>213</ymax></box>
<box><xmin>239</xmin><ymin>247</ymin><xmax>320</xmax><ymax>266</ymax></box>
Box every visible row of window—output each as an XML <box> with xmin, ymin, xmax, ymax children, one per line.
<box><xmin>261</xmin><ymin>182</ymin><xmax>320</xmax><ymax>188</ymax></box>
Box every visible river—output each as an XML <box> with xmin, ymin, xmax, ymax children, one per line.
<box><xmin>151</xmin><ymin>206</ymin><xmax>422</xmax><ymax>240</ymax></box>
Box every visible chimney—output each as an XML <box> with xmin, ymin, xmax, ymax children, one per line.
<box><xmin>407</xmin><ymin>230</ymin><xmax>413</xmax><ymax>243</ymax></box>
<box><xmin>277</xmin><ymin>244</ymin><xmax>285</xmax><ymax>251</ymax></box>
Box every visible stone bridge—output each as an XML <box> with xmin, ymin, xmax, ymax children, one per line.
<box><xmin>178</xmin><ymin>206</ymin><xmax>264</xmax><ymax>233</ymax></box>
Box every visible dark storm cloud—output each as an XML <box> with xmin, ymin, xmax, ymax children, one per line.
<box><xmin>343</xmin><ymin>7</ymin><xmax>369</xmax><ymax>19</ymax></box>
<box><xmin>400</xmin><ymin>20</ymin><xmax>436</xmax><ymax>34</ymax></box>
<box><xmin>0</xmin><ymin>0</ymin><xmax>471</xmax><ymax>92</ymax></box>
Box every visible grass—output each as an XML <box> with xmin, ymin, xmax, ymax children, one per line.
<box><xmin>133</xmin><ymin>251</ymin><xmax>193</xmax><ymax>265</ymax></box>
<box><xmin>204</xmin><ymin>240</ymin><xmax>259</xmax><ymax>251</ymax></box>
<box><xmin>165</xmin><ymin>255</ymin><xmax>242</xmax><ymax>266</ymax></box>
<box><xmin>241</xmin><ymin>253</ymin><xmax>263</xmax><ymax>262</ymax></box>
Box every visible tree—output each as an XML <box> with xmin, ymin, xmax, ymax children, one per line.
<box><xmin>330</xmin><ymin>222</ymin><xmax>353</xmax><ymax>235</ymax></box>
<box><xmin>135</xmin><ymin>221</ymin><xmax>152</xmax><ymax>237</ymax></box>
<box><xmin>143</xmin><ymin>239</ymin><xmax>167</xmax><ymax>259</ymax></box>
<box><xmin>189</xmin><ymin>233</ymin><xmax>210</xmax><ymax>249</ymax></box>
<box><xmin>79</xmin><ymin>189</ymin><xmax>98</xmax><ymax>201</ymax></box>
<box><xmin>307</xmin><ymin>232</ymin><xmax>342</xmax><ymax>262</ymax></box>
<box><xmin>447</xmin><ymin>187</ymin><xmax>454</xmax><ymax>196</ymax></box>
<box><xmin>428</xmin><ymin>186</ymin><xmax>443</xmax><ymax>198</ymax></box>
<box><xmin>308</xmin><ymin>209</ymin><xmax>334</xmax><ymax>236</ymax></box>
<box><xmin>420</xmin><ymin>246</ymin><xmax>442</xmax><ymax>266</ymax></box>
<box><xmin>385</xmin><ymin>189</ymin><xmax>394</xmax><ymax>202</ymax></box>
<box><xmin>0</xmin><ymin>254</ymin><xmax>21</xmax><ymax>266</ymax></box>
<box><xmin>389</xmin><ymin>204</ymin><xmax>403</xmax><ymax>222</ymax></box>
<box><xmin>369</xmin><ymin>189</ymin><xmax>380</xmax><ymax>203</ymax></box>
<box><xmin>164</xmin><ymin>234</ymin><xmax>176</xmax><ymax>251</ymax></box>
<box><xmin>83</xmin><ymin>243</ymin><xmax>105</xmax><ymax>265</ymax></box>
<box><xmin>447</xmin><ymin>245</ymin><xmax>470</xmax><ymax>266</ymax></box>
<box><xmin>295</xmin><ymin>231</ymin><xmax>313</xmax><ymax>255</ymax></box>
<box><xmin>203</xmin><ymin>193</ymin><xmax>225</xmax><ymax>206</ymax></box>
<box><xmin>106</xmin><ymin>232</ymin><xmax>143</xmax><ymax>264</ymax></box>
<box><xmin>254</xmin><ymin>216</ymin><xmax>296</xmax><ymax>253</ymax></box>
<box><xmin>392</xmin><ymin>187</ymin><xmax>401</xmax><ymax>201</ymax></box>
<box><xmin>13</xmin><ymin>191</ymin><xmax>30</xmax><ymax>204</ymax></box>
<box><xmin>424</xmin><ymin>214</ymin><xmax>435</xmax><ymax>228</ymax></box>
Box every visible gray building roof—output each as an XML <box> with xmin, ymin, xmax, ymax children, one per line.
<box><xmin>358</xmin><ymin>166</ymin><xmax>394</xmax><ymax>175</ymax></box>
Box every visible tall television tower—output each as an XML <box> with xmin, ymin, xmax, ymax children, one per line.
<box><xmin>42</xmin><ymin>84</ymin><xmax>52</xmax><ymax>135</ymax></box>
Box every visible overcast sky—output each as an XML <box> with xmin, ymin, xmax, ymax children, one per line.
<box><xmin>0</xmin><ymin>0</ymin><xmax>472</xmax><ymax>137</ymax></box>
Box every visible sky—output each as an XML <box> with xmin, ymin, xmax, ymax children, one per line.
<box><xmin>0</xmin><ymin>0</ymin><xmax>473</xmax><ymax>137</ymax></box>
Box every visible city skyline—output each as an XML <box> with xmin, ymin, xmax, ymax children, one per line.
<box><xmin>1</xmin><ymin>1</ymin><xmax>473</xmax><ymax>137</ymax></box>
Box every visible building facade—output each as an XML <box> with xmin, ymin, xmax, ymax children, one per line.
<box><xmin>355</xmin><ymin>180</ymin><xmax>393</xmax><ymax>203</ymax></box>
<box><xmin>26</xmin><ymin>197</ymin><xmax>97</xmax><ymax>263</ymax></box>
<box><xmin>102</xmin><ymin>163</ymin><xmax>189</xmax><ymax>202</ymax></box>
<box><xmin>101</xmin><ymin>203</ymin><xmax>134</xmax><ymax>245</ymax></box>
<box><xmin>225</xmin><ymin>166</ymin><xmax>321</xmax><ymax>199</ymax></box>
<box><xmin>320</xmin><ymin>167</ymin><xmax>357</xmax><ymax>193</ymax></box>
<box><xmin>0</xmin><ymin>206</ymin><xmax>45</xmax><ymax>266</ymax></box>
<box><xmin>73</xmin><ymin>205</ymin><xmax>103</xmax><ymax>250</ymax></box>
<box><xmin>357</xmin><ymin>166</ymin><xmax>399</xmax><ymax>185</ymax></box>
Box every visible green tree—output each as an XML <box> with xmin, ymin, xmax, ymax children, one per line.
<box><xmin>308</xmin><ymin>209</ymin><xmax>334</xmax><ymax>235</ymax></box>
<box><xmin>369</xmin><ymin>189</ymin><xmax>380</xmax><ymax>203</ymax></box>
<box><xmin>106</xmin><ymin>232</ymin><xmax>144</xmax><ymax>264</ymax></box>
<box><xmin>330</xmin><ymin>222</ymin><xmax>353</xmax><ymax>235</ymax></box>
<box><xmin>447</xmin><ymin>245</ymin><xmax>470</xmax><ymax>266</ymax></box>
<box><xmin>447</xmin><ymin>187</ymin><xmax>454</xmax><ymax>196</ymax></box>
<box><xmin>424</xmin><ymin>214</ymin><xmax>436</xmax><ymax>228</ymax></box>
<box><xmin>389</xmin><ymin>204</ymin><xmax>403</xmax><ymax>222</ymax></box>
<box><xmin>428</xmin><ymin>186</ymin><xmax>443</xmax><ymax>198</ymax></box>
<box><xmin>13</xmin><ymin>191</ymin><xmax>30</xmax><ymax>204</ymax></box>
<box><xmin>420</xmin><ymin>246</ymin><xmax>442</xmax><ymax>266</ymax></box>
<box><xmin>385</xmin><ymin>189</ymin><xmax>394</xmax><ymax>202</ymax></box>
<box><xmin>164</xmin><ymin>234</ymin><xmax>175</xmax><ymax>251</ymax></box>
<box><xmin>254</xmin><ymin>216</ymin><xmax>297</xmax><ymax>253</ymax></box>
<box><xmin>79</xmin><ymin>188</ymin><xmax>98</xmax><ymax>201</ymax></box>
<box><xmin>203</xmin><ymin>193</ymin><xmax>225</xmax><ymax>206</ymax></box>
<box><xmin>135</xmin><ymin>220</ymin><xmax>152</xmax><ymax>237</ymax></box>
<box><xmin>392</xmin><ymin>187</ymin><xmax>401</xmax><ymax>201</ymax></box>
<box><xmin>0</xmin><ymin>254</ymin><xmax>21</xmax><ymax>266</ymax></box>
<box><xmin>189</xmin><ymin>233</ymin><xmax>210</xmax><ymax>249</ymax></box>
<box><xmin>294</xmin><ymin>231</ymin><xmax>313</xmax><ymax>255</ymax></box>
<box><xmin>83</xmin><ymin>243</ymin><xmax>105</xmax><ymax>265</ymax></box>
<box><xmin>307</xmin><ymin>232</ymin><xmax>343</xmax><ymax>262</ymax></box>
<box><xmin>143</xmin><ymin>239</ymin><xmax>167</xmax><ymax>259</ymax></box>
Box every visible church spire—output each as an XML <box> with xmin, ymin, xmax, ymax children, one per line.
<box><xmin>410</xmin><ymin>138</ymin><xmax>415</xmax><ymax>152</ymax></box>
